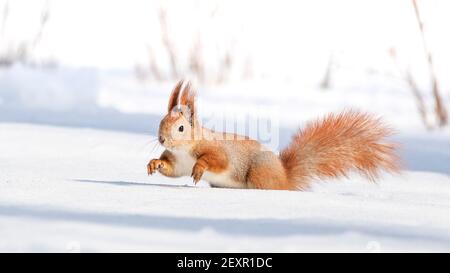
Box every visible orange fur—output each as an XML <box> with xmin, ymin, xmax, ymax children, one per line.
<box><xmin>192</xmin><ymin>143</ymin><xmax>229</xmax><ymax>172</ymax></box>
<box><xmin>179</xmin><ymin>81</ymin><xmax>196</xmax><ymax>113</ymax></box>
<box><xmin>279</xmin><ymin>110</ymin><xmax>400</xmax><ymax>190</ymax></box>
<box><xmin>167</xmin><ymin>80</ymin><xmax>184</xmax><ymax>112</ymax></box>
<box><xmin>147</xmin><ymin>151</ymin><xmax>177</xmax><ymax>177</ymax></box>
<box><xmin>246</xmin><ymin>151</ymin><xmax>294</xmax><ymax>190</ymax></box>
<box><xmin>191</xmin><ymin>143</ymin><xmax>229</xmax><ymax>183</ymax></box>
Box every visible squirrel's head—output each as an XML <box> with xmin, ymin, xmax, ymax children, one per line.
<box><xmin>158</xmin><ymin>79</ymin><xmax>198</xmax><ymax>150</ymax></box>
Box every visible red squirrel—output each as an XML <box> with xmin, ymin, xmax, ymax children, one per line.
<box><xmin>147</xmin><ymin>80</ymin><xmax>399</xmax><ymax>190</ymax></box>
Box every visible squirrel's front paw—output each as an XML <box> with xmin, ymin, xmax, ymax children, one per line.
<box><xmin>191</xmin><ymin>163</ymin><xmax>206</xmax><ymax>184</ymax></box>
<box><xmin>147</xmin><ymin>159</ymin><xmax>165</xmax><ymax>175</ymax></box>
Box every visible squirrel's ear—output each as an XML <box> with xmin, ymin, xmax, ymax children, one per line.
<box><xmin>179</xmin><ymin>81</ymin><xmax>196</xmax><ymax>113</ymax></box>
<box><xmin>167</xmin><ymin>79</ymin><xmax>197</xmax><ymax>125</ymax></box>
<box><xmin>167</xmin><ymin>80</ymin><xmax>185</xmax><ymax>112</ymax></box>
<box><xmin>179</xmin><ymin>81</ymin><xmax>197</xmax><ymax>125</ymax></box>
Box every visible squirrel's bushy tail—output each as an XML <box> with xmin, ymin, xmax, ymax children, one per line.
<box><xmin>279</xmin><ymin>110</ymin><xmax>400</xmax><ymax>190</ymax></box>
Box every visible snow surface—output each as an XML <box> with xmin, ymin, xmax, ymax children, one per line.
<box><xmin>1</xmin><ymin>122</ymin><xmax>450</xmax><ymax>252</ymax></box>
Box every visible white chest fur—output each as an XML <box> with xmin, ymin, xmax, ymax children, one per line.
<box><xmin>170</xmin><ymin>149</ymin><xmax>196</xmax><ymax>177</ymax></box>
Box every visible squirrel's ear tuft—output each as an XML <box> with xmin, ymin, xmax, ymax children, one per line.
<box><xmin>167</xmin><ymin>79</ymin><xmax>197</xmax><ymax>125</ymax></box>
<box><xmin>179</xmin><ymin>81</ymin><xmax>197</xmax><ymax>125</ymax></box>
<box><xmin>167</xmin><ymin>80</ymin><xmax>185</xmax><ymax>112</ymax></box>
<box><xmin>179</xmin><ymin>81</ymin><xmax>196</xmax><ymax>109</ymax></box>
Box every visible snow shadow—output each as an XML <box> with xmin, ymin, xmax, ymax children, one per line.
<box><xmin>74</xmin><ymin>179</ymin><xmax>190</xmax><ymax>188</ymax></box>
<box><xmin>395</xmin><ymin>135</ymin><xmax>450</xmax><ymax>175</ymax></box>
<box><xmin>0</xmin><ymin>204</ymin><xmax>449</xmax><ymax>247</ymax></box>
<box><xmin>0</xmin><ymin>105</ymin><xmax>162</xmax><ymax>135</ymax></box>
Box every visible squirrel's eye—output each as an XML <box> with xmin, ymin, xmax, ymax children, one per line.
<box><xmin>178</xmin><ymin>125</ymin><xmax>184</xmax><ymax>132</ymax></box>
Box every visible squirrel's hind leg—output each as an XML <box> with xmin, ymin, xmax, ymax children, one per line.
<box><xmin>246</xmin><ymin>151</ymin><xmax>295</xmax><ymax>190</ymax></box>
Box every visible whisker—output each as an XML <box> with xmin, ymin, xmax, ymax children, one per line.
<box><xmin>141</xmin><ymin>132</ymin><xmax>158</xmax><ymax>137</ymax></box>
<box><xmin>135</xmin><ymin>138</ymin><xmax>160</xmax><ymax>155</ymax></box>
<box><xmin>149</xmin><ymin>142</ymin><xmax>160</xmax><ymax>156</ymax></box>
<box><xmin>140</xmin><ymin>139</ymin><xmax>156</xmax><ymax>149</ymax></box>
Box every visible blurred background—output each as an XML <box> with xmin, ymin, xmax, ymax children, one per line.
<box><xmin>1</xmin><ymin>0</ymin><xmax>449</xmax><ymax>170</ymax></box>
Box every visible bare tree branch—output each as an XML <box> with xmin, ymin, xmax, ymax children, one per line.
<box><xmin>389</xmin><ymin>47</ymin><xmax>431</xmax><ymax>130</ymax></box>
<box><xmin>412</xmin><ymin>0</ymin><xmax>448</xmax><ymax>127</ymax></box>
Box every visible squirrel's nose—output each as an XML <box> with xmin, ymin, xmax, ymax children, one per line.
<box><xmin>159</xmin><ymin>135</ymin><xmax>165</xmax><ymax>144</ymax></box>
